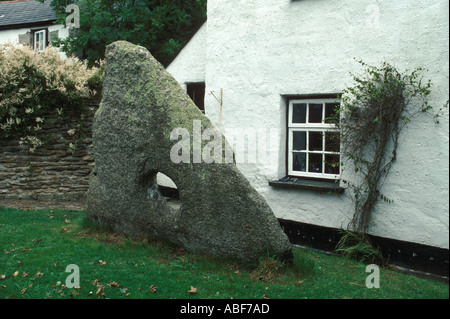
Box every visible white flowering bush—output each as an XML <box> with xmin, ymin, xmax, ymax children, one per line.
<box><xmin>0</xmin><ymin>43</ymin><xmax>103</xmax><ymax>151</ymax></box>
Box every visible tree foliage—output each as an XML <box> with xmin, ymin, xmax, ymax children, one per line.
<box><xmin>38</xmin><ymin>0</ymin><xmax>206</xmax><ymax>67</ymax></box>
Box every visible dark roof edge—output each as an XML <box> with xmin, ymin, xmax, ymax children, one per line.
<box><xmin>0</xmin><ymin>19</ymin><xmax>57</xmax><ymax>31</ymax></box>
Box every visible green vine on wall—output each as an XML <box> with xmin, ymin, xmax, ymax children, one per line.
<box><xmin>333</xmin><ymin>60</ymin><xmax>448</xmax><ymax>261</ymax></box>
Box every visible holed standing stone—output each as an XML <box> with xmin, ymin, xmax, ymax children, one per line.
<box><xmin>87</xmin><ymin>41</ymin><xmax>293</xmax><ymax>262</ymax></box>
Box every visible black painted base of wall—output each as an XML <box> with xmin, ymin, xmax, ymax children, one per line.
<box><xmin>279</xmin><ymin>219</ymin><xmax>449</xmax><ymax>279</ymax></box>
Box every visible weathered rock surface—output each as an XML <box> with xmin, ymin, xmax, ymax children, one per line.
<box><xmin>87</xmin><ymin>41</ymin><xmax>293</xmax><ymax>262</ymax></box>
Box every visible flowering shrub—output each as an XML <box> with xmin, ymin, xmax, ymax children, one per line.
<box><xmin>0</xmin><ymin>43</ymin><xmax>103</xmax><ymax>151</ymax></box>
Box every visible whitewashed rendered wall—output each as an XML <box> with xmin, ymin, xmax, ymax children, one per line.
<box><xmin>168</xmin><ymin>0</ymin><xmax>449</xmax><ymax>249</ymax></box>
<box><xmin>167</xmin><ymin>23</ymin><xmax>207</xmax><ymax>90</ymax></box>
<box><xmin>0</xmin><ymin>24</ymin><xmax>69</xmax><ymax>58</ymax></box>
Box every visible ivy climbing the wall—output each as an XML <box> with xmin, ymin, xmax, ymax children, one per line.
<box><xmin>333</xmin><ymin>60</ymin><xmax>448</xmax><ymax>262</ymax></box>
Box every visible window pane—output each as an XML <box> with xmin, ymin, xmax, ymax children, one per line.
<box><xmin>325</xmin><ymin>132</ymin><xmax>340</xmax><ymax>152</ymax></box>
<box><xmin>309</xmin><ymin>131</ymin><xmax>323</xmax><ymax>151</ymax></box>
<box><xmin>309</xmin><ymin>103</ymin><xmax>322</xmax><ymax>123</ymax></box>
<box><xmin>308</xmin><ymin>153</ymin><xmax>323</xmax><ymax>173</ymax></box>
<box><xmin>325</xmin><ymin>154</ymin><xmax>340</xmax><ymax>175</ymax></box>
<box><xmin>292</xmin><ymin>152</ymin><xmax>306</xmax><ymax>172</ymax></box>
<box><xmin>292</xmin><ymin>131</ymin><xmax>306</xmax><ymax>151</ymax></box>
<box><xmin>187</xmin><ymin>83</ymin><xmax>205</xmax><ymax>112</ymax></box>
<box><xmin>325</xmin><ymin>103</ymin><xmax>340</xmax><ymax>123</ymax></box>
<box><xmin>292</xmin><ymin>103</ymin><xmax>306</xmax><ymax>123</ymax></box>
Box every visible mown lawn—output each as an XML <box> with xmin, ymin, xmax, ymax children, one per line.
<box><xmin>0</xmin><ymin>207</ymin><xmax>448</xmax><ymax>300</ymax></box>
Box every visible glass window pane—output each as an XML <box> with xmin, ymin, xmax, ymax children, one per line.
<box><xmin>292</xmin><ymin>131</ymin><xmax>306</xmax><ymax>151</ymax></box>
<box><xmin>309</xmin><ymin>103</ymin><xmax>322</xmax><ymax>123</ymax></box>
<box><xmin>325</xmin><ymin>132</ymin><xmax>340</xmax><ymax>152</ymax></box>
<box><xmin>325</xmin><ymin>154</ymin><xmax>340</xmax><ymax>175</ymax></box>
<box><xmin>292</xmin><ymin>103</ymin><xmax>306</xmax><ymax>123</ymax></box>
<box><xmin>292</xmin><ymin>152</ymin><xmax>306</xmax><ymax>172</ymax></box>
<box><xmin>308</xmin><ymin>153</ymin><xmax>323</xmax><ymax>173</ymax></box>
<box><xmin>325</xmin><ymin>103</ymin><xmax>340</xmax><ymax>124</ymax></box>
<box><xmin>309</xmin><ymin>131</ymin><xmax>323</xmax><ymax>151</ymax></box>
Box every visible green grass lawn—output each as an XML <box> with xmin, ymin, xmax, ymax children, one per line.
<box><xmin>0</xmin><ymin>207</ymin><xmax>448</xmax><ymax>300</ymax></box>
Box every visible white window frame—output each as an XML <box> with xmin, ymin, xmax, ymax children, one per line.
<box><xmin>287</xmin><ymin>98</ymin><xmax>341</xmax><ymax>180</ymax></box>
<box><xmin>34</xmin><ymin>29</ymin><xmax>47</xmax><ymax>52</ymax></box>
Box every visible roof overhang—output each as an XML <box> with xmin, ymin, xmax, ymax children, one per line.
<box><xmin>0</xmin><ymin>19</ymin><xmax>57</xmax><ymax>31</ymax></box>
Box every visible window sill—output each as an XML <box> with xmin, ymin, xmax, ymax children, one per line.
<box><xmin>269</xmin><ymin>176</ymin><xmax>345</xmax><ymax>194</ymax></box>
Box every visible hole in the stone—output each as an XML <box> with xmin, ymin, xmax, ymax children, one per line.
<box><xmin>155</xmin><ymin>172</ymin><xmax>180</xmax><ymax>212</ymax></box>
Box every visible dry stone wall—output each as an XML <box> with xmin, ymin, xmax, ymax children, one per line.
<box><xmin>0</xmin><ymin>104</ymin><xmax>97</xmax><ymax>202</ymax></box>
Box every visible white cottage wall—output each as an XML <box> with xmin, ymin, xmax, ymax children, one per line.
<box><xmin>0</xmin><ymin>27</ymin><xmax>27</xmax><ymax>44</ymax></box>
<box><xmin>0</xmin><ymin>24</ymin><xmax>69</xmax><ymax>58</ymax></box>
<box><xmin>167</xmin><ymin>23</ymin><xmax>207</xmax><ymax>91</ymax></box>
<box><xmin>168</xmin><ymin>0</ymin><xmax>449</xmax><ymax>249</ymax></box>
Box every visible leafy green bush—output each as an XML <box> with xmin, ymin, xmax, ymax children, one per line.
<box><xmin>0</xmin><ymin>43</ymin><xmax>103</xmax><ymax>151</ymax></box>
